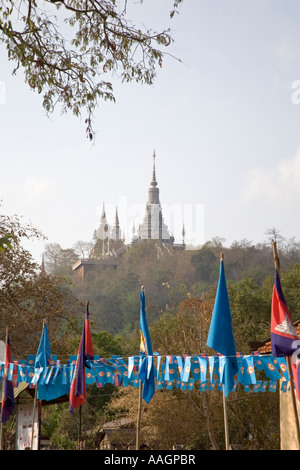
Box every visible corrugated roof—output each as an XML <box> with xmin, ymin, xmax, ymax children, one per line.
<box><xmin>14</xmin><ymin>382</ymin><xmax>30</xmax><ymax>398</ymax></box>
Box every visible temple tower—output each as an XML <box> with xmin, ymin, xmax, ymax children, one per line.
<box><xmin>138</xmin><ymin>151</ymin><xmax>172</xmax><ymax>245</ymax></box>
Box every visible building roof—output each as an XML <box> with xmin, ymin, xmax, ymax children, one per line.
<box><xmin>255</xmin><ymin>320</ymin><xmax>300</xmax><ymax>354</ymax></box>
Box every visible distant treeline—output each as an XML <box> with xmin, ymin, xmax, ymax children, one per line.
<box><xmin>41</xmin><ymin>230</ymin><xmax>300</xmax><ymax>337</ymax></box>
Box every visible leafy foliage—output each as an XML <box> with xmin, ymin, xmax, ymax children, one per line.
<box><xmin>104</xmin><ymin>291</ymin><xmax>280</xmax><ymax>450</ymax></box>
<box><xmin>0</xmin><ymin>0</ymin><xmax>182</xmax><ymax>139</ymax></box>
<box><xmin>0</xmin><ymin>234</ymin><xmax>12</xmax><ymax>251</ymax></box>
<box><xmin>0</xmin><ymin>211</ymin><xmax>81</xmax><ymax>356</ymax></box>
<box><xmin>3</xmin><ymin>218</ymin><xmax>299</xmax><ymax>449</ymax></box>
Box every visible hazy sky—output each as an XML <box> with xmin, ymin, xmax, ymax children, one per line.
<box><xmin>1</xmin><ymin>0</ymin><xmax>300</xmax><ymax>263</ymax></box>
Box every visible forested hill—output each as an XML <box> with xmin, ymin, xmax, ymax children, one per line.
<box><xmin>43</xmin><ymin>235</ymin><xmax>300</xmax><ymax>338</ymax></box>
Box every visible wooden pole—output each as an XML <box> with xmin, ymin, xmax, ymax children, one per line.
<box><xmin>0</xmin><ymin>327</ymin><xmax>8</xmax><ymax>450</ymax></box>
<box><xmin>78</xmin><ymin>405</ymin><xmax>82</xmax><ymax>448</ymax></box>
<box><xmin>136</xmin><ymin>380</ymin><xmax>142</xmax><ymax>450</ymax></box>
<box><xmin>30</xmin><ymin>381</ymin><xmax>38</xmax><ymax>450</ymax></box>
<box><xmin>77</xmin><ymin>301</ymin><xmax>89</xmax><ymax>448</ymax></box>
<box><xmin>136</xmin><ymin>287</ymin><xmax>144</xmax><ymax>451</ymax></box>
<box><xmin>0</xmin><ymin>404</ymin><xmax>2</xmax><ymax>450</ymax></box>
<box><xmin>223</xmin><ymin>387</ymin><xmax>230</xmax><ymax>450</ymax></box>
<box><xmin>220</xmin><ymin>253</ymin><xmax>230</xmax><ymax>450</ymax></box>
<box><xmin>272</xmin><ymin>241</ymin><xmax>300</xmax><ymax>449</ymax></box>
<box><xmin>31</xmin><ymin>319</ymin><xmax>46</xmax><ymax>450</ymax></box>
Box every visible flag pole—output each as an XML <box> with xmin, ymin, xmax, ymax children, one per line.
<box><xmin>220</xmin><ymin>253</ymin><xmax>230</xmax><ymax>450</ymax></box>
<box><xmin>136</xmin><ymin>379</ymin><xmax>142</xmax><ymax>450</ymax></box>
<box><xmin>30</xmin><ymin>377</ymin><xmax>38</xmax><ymax>450</ymax></box>
<box><xmin>31</xmin><ymin>319</ymin><xmax>46</xmax><ymax>450</ymax></box>
<box><xmin>272</xmin><ymin>241</ymin><xmax>300</xmax><ymax>448</ymax></box>
<box><xmin>222</xmin><ymin>386</ymin><xmax>230</xmax><ymax>450</ymax></box>
<box><xmin>136</xmin><ymin>286</ymin><xmax>144</xmax><ymax>451</ymax></box>
<box><xmin>77</xmin><ymin>300</ymin><xmax>89</xmax><ymax>449</ymax></box>
<box><xmin>136</xmin><ymin>285</ymin><xmax>155</xmax><ymax>449</ymax></box>
<box><xmin>78</xmin><ymin>404</ymin><xmax>82</xmax><ymax>447</ymax></box>
<box><xmin>0</xmin><ymin>327</ymin><xmax>8</xmax><ymax>450</ymax></box>
<box><xmin>77</xmin><ymin>302</ymin><xmax>89</xmax><ymax>448</ymax></box>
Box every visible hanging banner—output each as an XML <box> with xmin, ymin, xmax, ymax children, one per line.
<box><xmin>0</xmin><ymin>353</ymin><xmax>292</xmax><ymax>401</ymax></box>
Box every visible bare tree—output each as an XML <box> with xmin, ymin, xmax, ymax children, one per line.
<box><xmin>264</xmin><ymin>226</ymin><xmax>285</xmax><ymax>246</ymax></box>
<box><xmin>73</xmin><ymin>240</ymin><xmax>93</xmax><ymax>258</ymax></box>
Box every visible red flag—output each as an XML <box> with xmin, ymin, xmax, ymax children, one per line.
<box><xmin>1</xmin><ymin>336</ymin><xmax>15</xmax><ymax>424</ymax></box>
<box><xmin>271</xmin><ymin>269</ymin><xmax>299</xmax><ymax>357</ymax></box>
<box><xmin>69</xmin><ymin>305</ymin><xmax>94</xmax><ymax>412</ymax></box>
<box><xmin>270</xmin><ymin>255</ymin><xmax>300</xmax><ymax>401</ymax></box>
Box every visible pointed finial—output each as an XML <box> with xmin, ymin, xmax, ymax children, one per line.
<box><xmin>151</xmin><ymin>150</ymin><xmax>157</xmax><ymax>187</ymax></box>
<box><xmin>101</xmin><ymin>203</ymin><xmax>106</xmax><ymax>220</ymax></box>
<box><xmin>41</xmin><ymin>254</ymin><xmax>46</xmax><ymax>274</ymax></box>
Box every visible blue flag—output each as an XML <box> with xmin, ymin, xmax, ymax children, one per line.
<box><xmin>238</xmin><ymin>356</ymin><xmax>256</xmax><ymax>385</ymax></box>
<box><xmin>35</xmin><ymin>323</ymin><xmax>51</xmax><ymax>369</ymax></box>
<box><xmin>164</xmin><ymin>356</ymin><xmax>179</xmax><ymax>381</ymax></box>
<box><xmin>206</xmin><ymin>258</ymin><xmax>238</xmax><ymax>397</ymax></box>
<box><xmin>35</xmin><ymin>323</ymin><xmax>69</xmax><ymax>401</ymax></box>
<box><xmin>138</xmin><ymin>287</ymin><xmax>155</xmax><ymax>403</ymax></box>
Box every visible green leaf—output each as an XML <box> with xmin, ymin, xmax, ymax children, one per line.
<box><xmin>0</xmin><ymin>234</ymin><xmax>12</xmax><ymax>251</ymax></box>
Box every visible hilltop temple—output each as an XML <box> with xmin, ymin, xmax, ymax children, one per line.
<box><xmin>72</xmin><ymin>151</ymin><xmax>185</xmax><ymax>281</ymax></box>
<box><xmin>135</xmin><ymin>151</ymin><xmax>172</xmax><ymax>244</ymax></box>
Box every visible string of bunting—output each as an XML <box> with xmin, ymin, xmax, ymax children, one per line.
<box><xmin>0</xmin><ymin>352</ymin><xmax>292</xmax><ymax>400</ymax></box>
